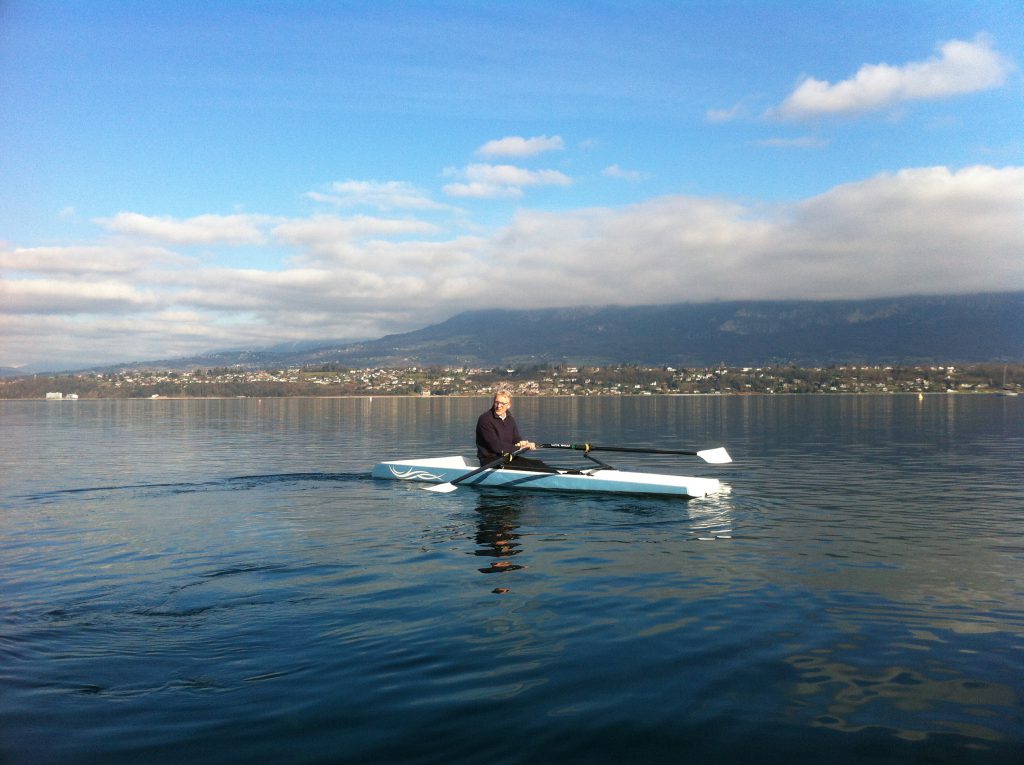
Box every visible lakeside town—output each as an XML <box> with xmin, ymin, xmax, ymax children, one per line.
<box><xmin>3</xmin><ymin>362</ymin><xmax>1021</xmax><ymax>399</ymax></box>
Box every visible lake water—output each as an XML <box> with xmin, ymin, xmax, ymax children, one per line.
<box><xmin>1</xmin><ymin>395</ymin><xmax>1022</xmax><ymax>764</ymax></box>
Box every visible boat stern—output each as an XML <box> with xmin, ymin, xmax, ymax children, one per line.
<box><xmin>372</xmin><ymin>456</ymin><xmax>475</xmax><ymax>484</ymax></box>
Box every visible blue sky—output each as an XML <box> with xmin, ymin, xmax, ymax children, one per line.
<box><xmin>2</xmin><ymin>1</ymin><xmax>1022</xmax><ymax>370</ymax></box>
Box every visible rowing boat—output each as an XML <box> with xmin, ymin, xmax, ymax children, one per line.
<box><xmin>371</xmin><ymin>456</ymin><xmax>723</xmax><ymax>498</ymax></box>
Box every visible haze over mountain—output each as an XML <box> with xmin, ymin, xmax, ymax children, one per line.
<box><xmin>31</xmin><ymin>292</ymin><xmax>1020</xmax><ymax>375</ymax></box>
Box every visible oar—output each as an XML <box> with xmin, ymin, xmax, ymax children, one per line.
<box><xmin>425</xmin><ymin>446</ymin><xmax>531</xmax><ymax>493</ymax></box>
<box><xmin>540</xmin><ymin>442</ymin><xmax>732</xmax><ymax>464</ymax></box>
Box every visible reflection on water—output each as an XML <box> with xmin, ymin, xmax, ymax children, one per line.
<box><xmin>787</xmin><ymin>649</ymin><xmax>1017</xmax><ymax>743</ymax></box>
<box><xmin>685</xmin><ymin>489</ymin><xmax>736</xmax><ymax>541</ymax></box>
<box><xmin>474</xmin><ymin>496</ymin><xmax>527</xmax><ymax>579</ymax></box>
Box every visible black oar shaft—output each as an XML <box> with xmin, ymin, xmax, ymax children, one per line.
<box><xmin>542</xmin><ymin>442</ymin><xmax>700</xmax><ymax>456</ymax></box>
<box><xmin>453</xmin><ymin>446</ymin><xmax>530</xmax><ymax>485</ymax></box>
<box><xmin>425</xmin><ymin>445</ymin><xmax>532</xmax><ymax>492</ymax></box>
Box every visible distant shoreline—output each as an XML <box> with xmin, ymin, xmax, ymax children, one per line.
<box><xmin>3</xmin><ymin>362</ymin><xmax>1019</xmax><ymax>399</ymax></box>
<box><xmin>6</xmin><ymin>390</ymin><xmax>1019</xmax><ymax>402</ymax></box>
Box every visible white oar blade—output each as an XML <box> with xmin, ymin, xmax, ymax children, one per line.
<box><xmin>424</xmin><ymin>482</ymin><xmax>459</xmax><ymax>493</ymax></box>
<box><xmin>697</xmin><ymin>447</ymin><xmax>732</xmax><ymax>464</ymax></box>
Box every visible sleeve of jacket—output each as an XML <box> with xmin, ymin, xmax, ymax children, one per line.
<box><xmin>509</xmin><ymin>414</ymin><xmax>522</xmax><ymax>443</ymax></box>
<box><xmin>475</xmin><ymin>412</ymin><xmax>503</xmax><ymax>458</ymax></box>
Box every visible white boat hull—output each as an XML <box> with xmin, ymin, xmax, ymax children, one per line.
<box><xmin>372</xmin><ymin>456</ymin><xmax>722</xmax><ymax>498</ymax></box>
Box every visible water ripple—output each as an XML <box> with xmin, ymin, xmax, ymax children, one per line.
<box><xmin>14</xmin><ymin>472</ymin><xmax>372</xmax><ymax>504</ymax></box>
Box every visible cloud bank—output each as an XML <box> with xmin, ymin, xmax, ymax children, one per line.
<box><xmin>2</xmin><ymin>164</ymin><xmax>1021</xmax><ymax>369</ymax></box>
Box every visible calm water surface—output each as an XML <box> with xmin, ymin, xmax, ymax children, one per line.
<box><xmin>1</xmin><ymin>395</ymin><xmax>1022</xmax><ymax>764</ymax></box>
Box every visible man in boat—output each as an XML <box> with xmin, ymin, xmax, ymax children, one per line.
<box><xmin>476</xmin><ymin>390</ymin><xmax>557</xmax><ymax>472</ymax></box>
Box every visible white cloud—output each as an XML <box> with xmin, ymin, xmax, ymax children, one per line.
<box><xmin>0</xmin><ymin>245</ymin><xmax>189</xmax><ymax>275</ymax></box>
<box><xmin>442</xmin><ymin>181</ymin><xmax>524</xmax><ymax>199</ymax></box>
<box><xmin>305</xmin><ymin>180</ymin><xmax>451</xmax><ymax>212</ymax></box>
<box><xmin>774</xmin><ymin>35</ymin><xmax>1013</xmax><ymax>119</ymax></box>
<box><xmin>3</xmin><ymin>165</ymin><xmax>1022</xmax><ymax>368</ymax></box>
<box><xmin>466</xmin><ymin>164</ymin><xmax>572</xmax><ymax>187</ymax></box>
<box><xmin>273</xmin><ymin>213</ymin><xmax>436</xmax><ymax>243</ymax></box>
<box><xmin>95</xmin><ymin>212</ymin><xmax>271</xmax><ymax>245</ymax></box>
<box><xmin>0</xmin><ymin>278</ymin><xmax>159</xmax><ymax>314</ymax></box>
<box><xmin>443</xmin><ymin>163</ymin><xmax>572</xmax><ymax>198</ymax></box>
<box><xmin>602</xmin><ymin>164</ymin><xmax>649</xmax><ymax>181</ymax></box>
<box><xmin>271</xmin><ymin>214</ymin><xmax>439</xmax><ymax>264</ymax></box>
<box><xmin>475</xmin><ymin>135</ymin><xmax>565</xmax><ymax>157</ymax></box>
<box><xmin>170</xmin><ymin>268</ymin><xmax>339</xmax><ymax>312</ymax></box>
<box><xmin>706</xmin><ymin>104</ymin><xmax>745</xmax><ymax>123</ymax></box>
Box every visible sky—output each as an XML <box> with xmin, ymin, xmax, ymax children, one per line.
<box><xmin>1</xmin><ymin>1</ymin><xmax>1022</xmax><ymax>371</ymax></box>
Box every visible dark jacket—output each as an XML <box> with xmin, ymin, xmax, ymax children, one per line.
<box><xmin>475</xmin><ymin>408</ymin><xmax>521</xmax><ymax>463</ymax></box>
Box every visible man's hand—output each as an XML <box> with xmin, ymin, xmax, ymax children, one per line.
<box><xmin>515</xmin><ymin>440</ymin><xmax>537</xmax><ymax>450</ymax></box>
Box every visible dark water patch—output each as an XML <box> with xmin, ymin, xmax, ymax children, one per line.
<box><xmin>132</xmin><ymin>561</ymin><xmax>340</xmax><ymax>620</ymax></box>
<box><xmin>197</xmin><ymin>562</ymin><xmax>292</xmax><ymax>579</ymax></box>
<box><xmin>134</xmin><ymin>599</ymin><xmax>274</xmax><ymax>619</ymax></box>
<box><xmin>14</xmin><ymin>471</ymin><xmax>372</xmax><ymax>505</ymax></box>
<box><xmin>223</xmin><ymin>471</ymin><xmax>372</xmax><ymax>489</ymax></box>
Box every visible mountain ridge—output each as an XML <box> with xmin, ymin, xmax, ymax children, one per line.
<box><xmin>15</xmin><ymin>292</ymin><xmax>1023</xmax><ymax>375</ymax></box>
<box><xmin>343</xmin><ymin>292</ymin><xmax>1022</xmax><ymax>367</ymax></box>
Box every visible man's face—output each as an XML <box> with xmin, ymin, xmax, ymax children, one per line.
<box><xmin>493</xmin><ymin>396</ymin><xmax>511</xmax><ymax>414</ymax></box>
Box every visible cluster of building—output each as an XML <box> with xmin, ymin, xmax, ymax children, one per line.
<box><xmin>18</xmin><ymin>363</ymin><xmax>1019</xmax><ymax>399</ymax></box>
